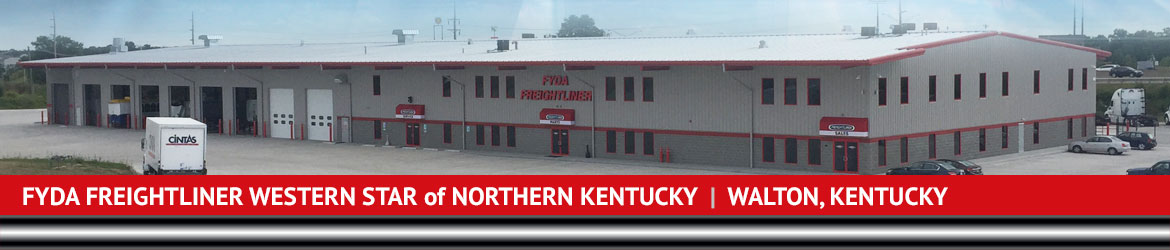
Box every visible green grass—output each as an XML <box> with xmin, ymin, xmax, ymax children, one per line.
<box><xmin>0</xmin><ymin>156</ymin><xmax>135</xmax><ymax>175</ymax></box>
<box><xmin>0</xmin><ymin>82</ymin><xmax>46</xmax><ymax>110</ymax></box>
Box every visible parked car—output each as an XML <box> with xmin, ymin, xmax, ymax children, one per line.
<box><xmin>1164</xmin><ymin>106</ymin><xmax>1169</xmax><ymax>125</ymax></box>
<box><xmin>1096</xmin><ymin>64</ymin><xmax>1119</xmax><ymax>72</ymax></box>
<box><xmin>1068</xmin><ymin>136</ymin><xmax>1130</xmax><ymax>155</ymax></box>
<box><xmin>935</xmin><ymin>159</ymin><xmax>984</xmax><ymax>175</ymax></box>
<box><xmin>886</xmin><ymin>161</ymin><xmax>965</xmax><ymax>175</ymax></box>
<box><xmin>1109</xmin><ymin>66</ymin><xmax>1144</xmax><ymax>77</ymax></box>
<box><xmin>1126</xmin><ymin>161</ymin><xmax>1170</xmax><ymax>175</ymax></box>
<box><xmin>1116</xmin><ymin>132</ymin><xmax>1157</xmax><ymax>150</ymax></box>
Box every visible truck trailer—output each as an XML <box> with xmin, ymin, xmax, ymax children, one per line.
<box><xmin>142</xmin><ymin>117</ymin><xmax>207</xmax><ymax>175</ymax></box>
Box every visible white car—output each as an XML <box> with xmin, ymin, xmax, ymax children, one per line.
<box><xmin>1164</xmin><ymin>106</ymin><xmax>1169</xmax><ymax>125</ymax></box>
<box><xmin>1068</xmin><ymin>136</ymin><xmax>1130</xmax><ymax>155</ymax></box>
<box><xmin>1096</xmin><ymin>64</ymin><xmax>1120</xmax><ymax>72</ymax></box>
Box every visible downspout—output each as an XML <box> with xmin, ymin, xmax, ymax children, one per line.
<box><xmin>724</xmin><ymin>64</ymin><xmax>755</xmax><ymax>168</ymax></box>
<box><xmin>564</xmin><ymin>64</ymin><xmax>597</xmax><ymax>156</ymax></box>
<box><xmin>437</xmin><ymin>67</ymin><xmax>469</xmax><ymax>151</ymax></box>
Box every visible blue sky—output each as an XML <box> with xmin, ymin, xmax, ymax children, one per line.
<box><xmin>1</xmin><ymin>0</ymin><xmax>1168</xmax><ymax>50</ymax></box>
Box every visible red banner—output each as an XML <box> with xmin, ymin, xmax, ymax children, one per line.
<box><xmin>2</xmin><ymin>175</ymin><xmax>1167</xmax><ymax>215</ymax></box>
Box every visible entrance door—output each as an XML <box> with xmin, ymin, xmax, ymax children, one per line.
<box><xmin>200</xmin><ymin>87</ymin><xmax>223</xmax><ymax>133</ymax></box>
<box><xmin>405</xmin><ymin>123</ymin><xmax>421</xmax><ymax>146</ymax></box>
<box><xmin>51</xmin><ymin>84</ymin><xmax>70</xmax><ymax>125</ymax></box>
<box><xmin>269</xmin><ymin>88</ymin><xmax>294</xmax><ymax>139</ymax></box>
<box><xmin>551</xmin><ymin>129</ymin><xmax>569</xmax><ymax>156</ymax></box>
<box><xmin>306</xmin><ymin>89</ymin><xmax>334</xmax><ymax>141</ymax></box>
<box><xmin>833</xmin><ymin>141</ymin><xmax>859</xmax><ymax>173</ymax></box>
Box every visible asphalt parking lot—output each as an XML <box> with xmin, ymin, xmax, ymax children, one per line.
<box><xmin>2</xmin><ymin>109</ymin><xmax>1165</xmax><ymax>175</ymax></box>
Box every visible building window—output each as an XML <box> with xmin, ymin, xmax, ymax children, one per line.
<box><xmin>1033</xmin><ymin>122</ymin><xmax>1040</xmax><ymax>144</ymax></box>
<box><xmin>1082</xmin><ymin>117</ymin><xmax>1087</xmax><ymax>137</ymax></box>
<box><xmin>506</xmin><ymin>126</ymin><xmax>516</xmax><ymax>147</ymax></box>
<box><xmin>606</xmin><ymin>130</ymin><xmax>616</xmax><ymax>153</ymax></box>
<box><xmin>979</xmin><ymin>128</ymin><xmax>987</xmax><ymax>152</ymax></box>
<box><xmin>1033</xmin><ymin>70</ymin><xmax>1040</xmax><ymax>94</ymax></box>
<box><xmin>605</xmin><ymin>77</ymin><xmax>616</xmax><ymax>101</ymax></box>
<box><xmin>476</xmin><ymin>125</ymin><xmax>485</xmax><ymax>145</ymax></box>
<box><xmin>900</xmin><ymin>137</ymin><xmax>909</xmax><ymax>163</ymax></box>
<box><xmin>877</xmin><ymin>140</ymin><xmax>886</xmax><ymax>166</ymax></box>
<box><xmin>475</xmin><ymin>76</ymin><xmax>484</xmax><ymax>98</ymax></box>
<box><xmin>490</xmin><ymin>76</ymin><xmax>500</xmax><ymax>98</ymax></box>
<box><xmin>491</xmin><ymin>125</ymin><xmax>500</xmax><ymax>146</ymax></box>
<box><xmin>808</xmin><ymin>78</ymin><xmax>821</xmax><ymax>105</ymax></box>
<box><xmin>784</xmin><ymin>138</ymin><xmax>797</xmax><ymax>164</ymax></box>
<box><xmin>1081</xmin><ymin>68</ymin><xmax>1088</xmax><ymax>90</ymax></box>
<box><xmin>784</xmin><ymin>78</ymin><xmax>797</xmax><ymax>105</ymax></box>
<box><xmin>1001</xmin><ymin>72</ymin><xmax>1009</xmax><ymax>96</ymax></box>
<box><xmin>643</xmin><ymin>132</ymin><xmax>654</xmax><ymax>155</ymax></box>
<box><xmin>761</xmin><ymin>78</ymin><xmax>775</xmax><ymax>105</ymax></box>
<box><xmin>1067</xmin><ymin>68</ymin><xmax>1074</xmax><ymax>91</ymax></box>
<box><xmin>899</xmin><ymin>77</ymin><xmax>909</xmax><ymax>104</ymax></box>
<box><xmin>954</xmin><ymin>131</ymin><xmax>962</xmax><ymax>155</ymax></box>
<box><xmin>624</xmin><ymin>131</ymin><xmax>635</xmax><ymax>154</ymax></box>
<box><xmin>623</xmin><ymin>77</ymin><xmax>635</xmax><ymax>101</ymax></box>
<box><xmin>642</xmin><ymin>77</ymin><xmax>654</xmax><ymax>102</ymax></box>
<box><xmin>762</xmin><ymin>137</ymin><xmax>774</xmax><ymax>162</ymax></box>
<box><xmin>953</xmin><ymin>74</ymin><xmax>962</xmax><ymax>100</ymax></box>
<box><xmin>877</xmin><ymin>77</ymin><xmax>887</xmax><ymax>106</ymax></box>
<box><xmin>808</xmin><ymin>139</ymin><xmax>821</xmax><ymax>165</ymax></box>
<box><xmin>373</xmin><ymin>75</ymin><xmax>381</xmax><ymax>96</ymax></box>
<box><xmin>929</xmin><ymin>134</ymin><xmax>937</xmax><ymax>159</ymax></box>
<box><xmin>978</xmin><ymin>73</ymin><xmax>987</xmax><ymax>98</ymax></box>
<box><xmin>928</xmin><ymin>75</ymin><xmax>937</xmax><ymax>102</ymax></box>
<box><xmin>1067</xmin><ymin>119</ymin><xmax>1073</xmax><ymax>139</ymax></box>
<box><xmin>506</xmin><ymin>76</ymin><xmax>516</xmax><ymax>98</ymax></box>
<box><xmin>1001</xmin><ymin>126</ymin><xmax>1009</xmax><ymax>149</ymax></box>
<box><xmin>442</xmin><ymin>76</ymin><xmax>452</xmax><ymax>97</ymax></box>
<box><xmin>373</xmin><ymin>120</ymin><xmax>382</xmax><ymax>139</ymax></box>
<box><xmin>443</xmin><ymin>123</ymin><xmax>452</xmax><ymax>144</ymax></box>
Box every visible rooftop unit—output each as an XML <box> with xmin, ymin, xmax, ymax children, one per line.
<box><xmin>393</xmin><ymin>29</ymin><xmax>419</xmax><ymax>44</ymax></box>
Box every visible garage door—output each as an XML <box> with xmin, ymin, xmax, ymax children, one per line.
<box><xmin>270</xmin><ymin>88</ymin><xmax>294</xmax><ymax>139</ymax></box>
<box><xmin>306</xmin><ymin>89</ymin><xmax>333</xmax><ymax>141</ymax></box>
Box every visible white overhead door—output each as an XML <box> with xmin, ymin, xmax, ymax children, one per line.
<box><xmin>307</xmin><ymin>89</ymin><xmax>334</xmax><ymax>141</ymax></box>
<box><xmin>269</xmin><ymin>88</ymin><xmax>294</xmax><ymax>139</ymax></box>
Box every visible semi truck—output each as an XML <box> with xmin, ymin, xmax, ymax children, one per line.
<box><xmin>142</xmin><ymin>117</ymin><xmax>207</xmax><ymax>175</ymax></box>
<box><xmin>1104</xmin><ymin>88</ymin><xmax>1154</xmax><ymax>126</ymax></box>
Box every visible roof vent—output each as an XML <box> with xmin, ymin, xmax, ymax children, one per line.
<box><xmin>758</xmin><ymin>40</ymin><xmax>767</xmax><ymax>49</ymax></box>
<box><xmin>521</xmin><ymin>33</ymin><xmax>536</xmax><ymax>39</ymax></box>
<box><xmin>392</xmin><ymin>29</ymin><xmax>418</xmax><ymax>44</ymax></box>
<box><xmin>923</xmin><ymin>23</ymin><xmax>939</xmax><ymax>31</ymax></box>
<box><xmin>198</xmin><ymin>35</ymin><xmax>223</xmax><ymax>47</ymax></box>
<box><xmin>497</xmin><ymin>40</ymin><xmax>510</xmax><ymax>51</ymax></box>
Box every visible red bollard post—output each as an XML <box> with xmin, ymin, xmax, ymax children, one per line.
<box><xmin>253</xmin><ymin>120</ymin><xmax>258</xmax><ymax>137</ymax></box>
<box><xmin>289</xmin><ymin>123</ymin><xmax>293</xmax><ymax>140</ymax></box>
<box><xmin>40</xmin><ymin>111</ymin><xmax>44</xmax><ymax>124</ymax></box>
<box><xmin>329</xmin><ymin>124</ymin><xmax>333</xmax><ymax>142</ymax></box>
<box><xmin>218</xmin><ymin>119</ymin><xmax>223</xmax><ymax>135</ymax></box>
<box><xmin>301</xmin><ymin>124</ymin><xmax>305</xmax><ymax>141</ymax></box>
<box><xmin>228</xmin><ymin>120</ymin><xmax>233</xmax><ymax>136</ymax></box>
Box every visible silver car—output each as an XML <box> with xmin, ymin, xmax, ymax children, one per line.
<box><xmin>1068</xmin><ymin>136</ymin><xmax>1130</xmax><ymax>155</ymax></box>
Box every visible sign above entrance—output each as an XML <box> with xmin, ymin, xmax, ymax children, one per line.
<box><xmin>818</xmin><ymin>117</ymin><xmax>869</xmax><ymax>137</ymax></box>
<box><xmin>539</xmin><ymin>108</ymin><xmax>575</xmax><ymax>125</ymax></box>
<box><xmin>395</xmin><ymin>104</ymin><xmax>426</xmax><ymax>119</ymax></box>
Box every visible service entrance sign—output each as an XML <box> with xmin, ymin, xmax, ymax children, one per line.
<box><xmin>819</xmin><ymin>117</ymin><xmax>868</xmax><ymax>137</ymax></box>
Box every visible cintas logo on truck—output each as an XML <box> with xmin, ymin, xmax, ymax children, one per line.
<box><xmin>167</xmin><ymin>135</ymin><xmax>199</xmax><ymax>145</ymax></box>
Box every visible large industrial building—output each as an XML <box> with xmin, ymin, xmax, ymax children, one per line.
<box><xmin>21</xmin><ymin>31</ymin><xmax>1110</xmax><ymax>174</ymax></box>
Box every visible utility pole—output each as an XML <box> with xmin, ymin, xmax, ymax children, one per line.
<box><xmin>190</xmin><ymin>12</ymin><xmax>196</xmax><ymax>45</ymax></box>
<box><xmin>448</xmin><ymin>0</ymin><xmax>461</xmax><ymax>40</ymax></box>
<box><xmin>1080</xmin><ymin>0</ymin><xmax>1084</xmax><ymax>35</ymax></box>
<box><xmin>870</xmin><ymin>0</ymin><xmax>885</xmax><ymax>35</ymax></box>
<box><xmin>51</xmin><ymin>11</ymin><xmax>57</xmax><ymax>58</ymax></box>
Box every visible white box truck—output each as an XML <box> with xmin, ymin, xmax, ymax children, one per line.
<box><xmin>142</xmin><ymin>117</ymin><xmax>207</xmax><ymax>175</ymax></box>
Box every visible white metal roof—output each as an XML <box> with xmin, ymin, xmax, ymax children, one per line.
<box><xmin>20</xmin><ymin>31</ymin><xmax>1107</xmax><ymax>66</ymax></box>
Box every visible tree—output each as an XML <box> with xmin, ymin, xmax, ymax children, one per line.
<box><xmin>557</xmin><ymin>15</ymin><xmax>605</xmax><ymax>37</ymax></box>
<box><xmin>1132</xmin><ymin>30</ymin><xmax>1156</xmax><ymax>38</ymax></box>
<box><xmin>1163</xmin><ymin>27</ymin><xmax>1170</xmax><ymax>37</ymax></box>
<box><xmin>125</xmin><ymin>41</ymin><xmax>137</xmax><ymax>51</ymax></box>
<box><xmin>30</xmin><ymin>35</ymin><xmax>85</xmax><ymax>60</ymax></box>
<box><xmin>1110</xmin><ymin>29</ymin><xmax>1129</xmax><ymax>39</ymax></box>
